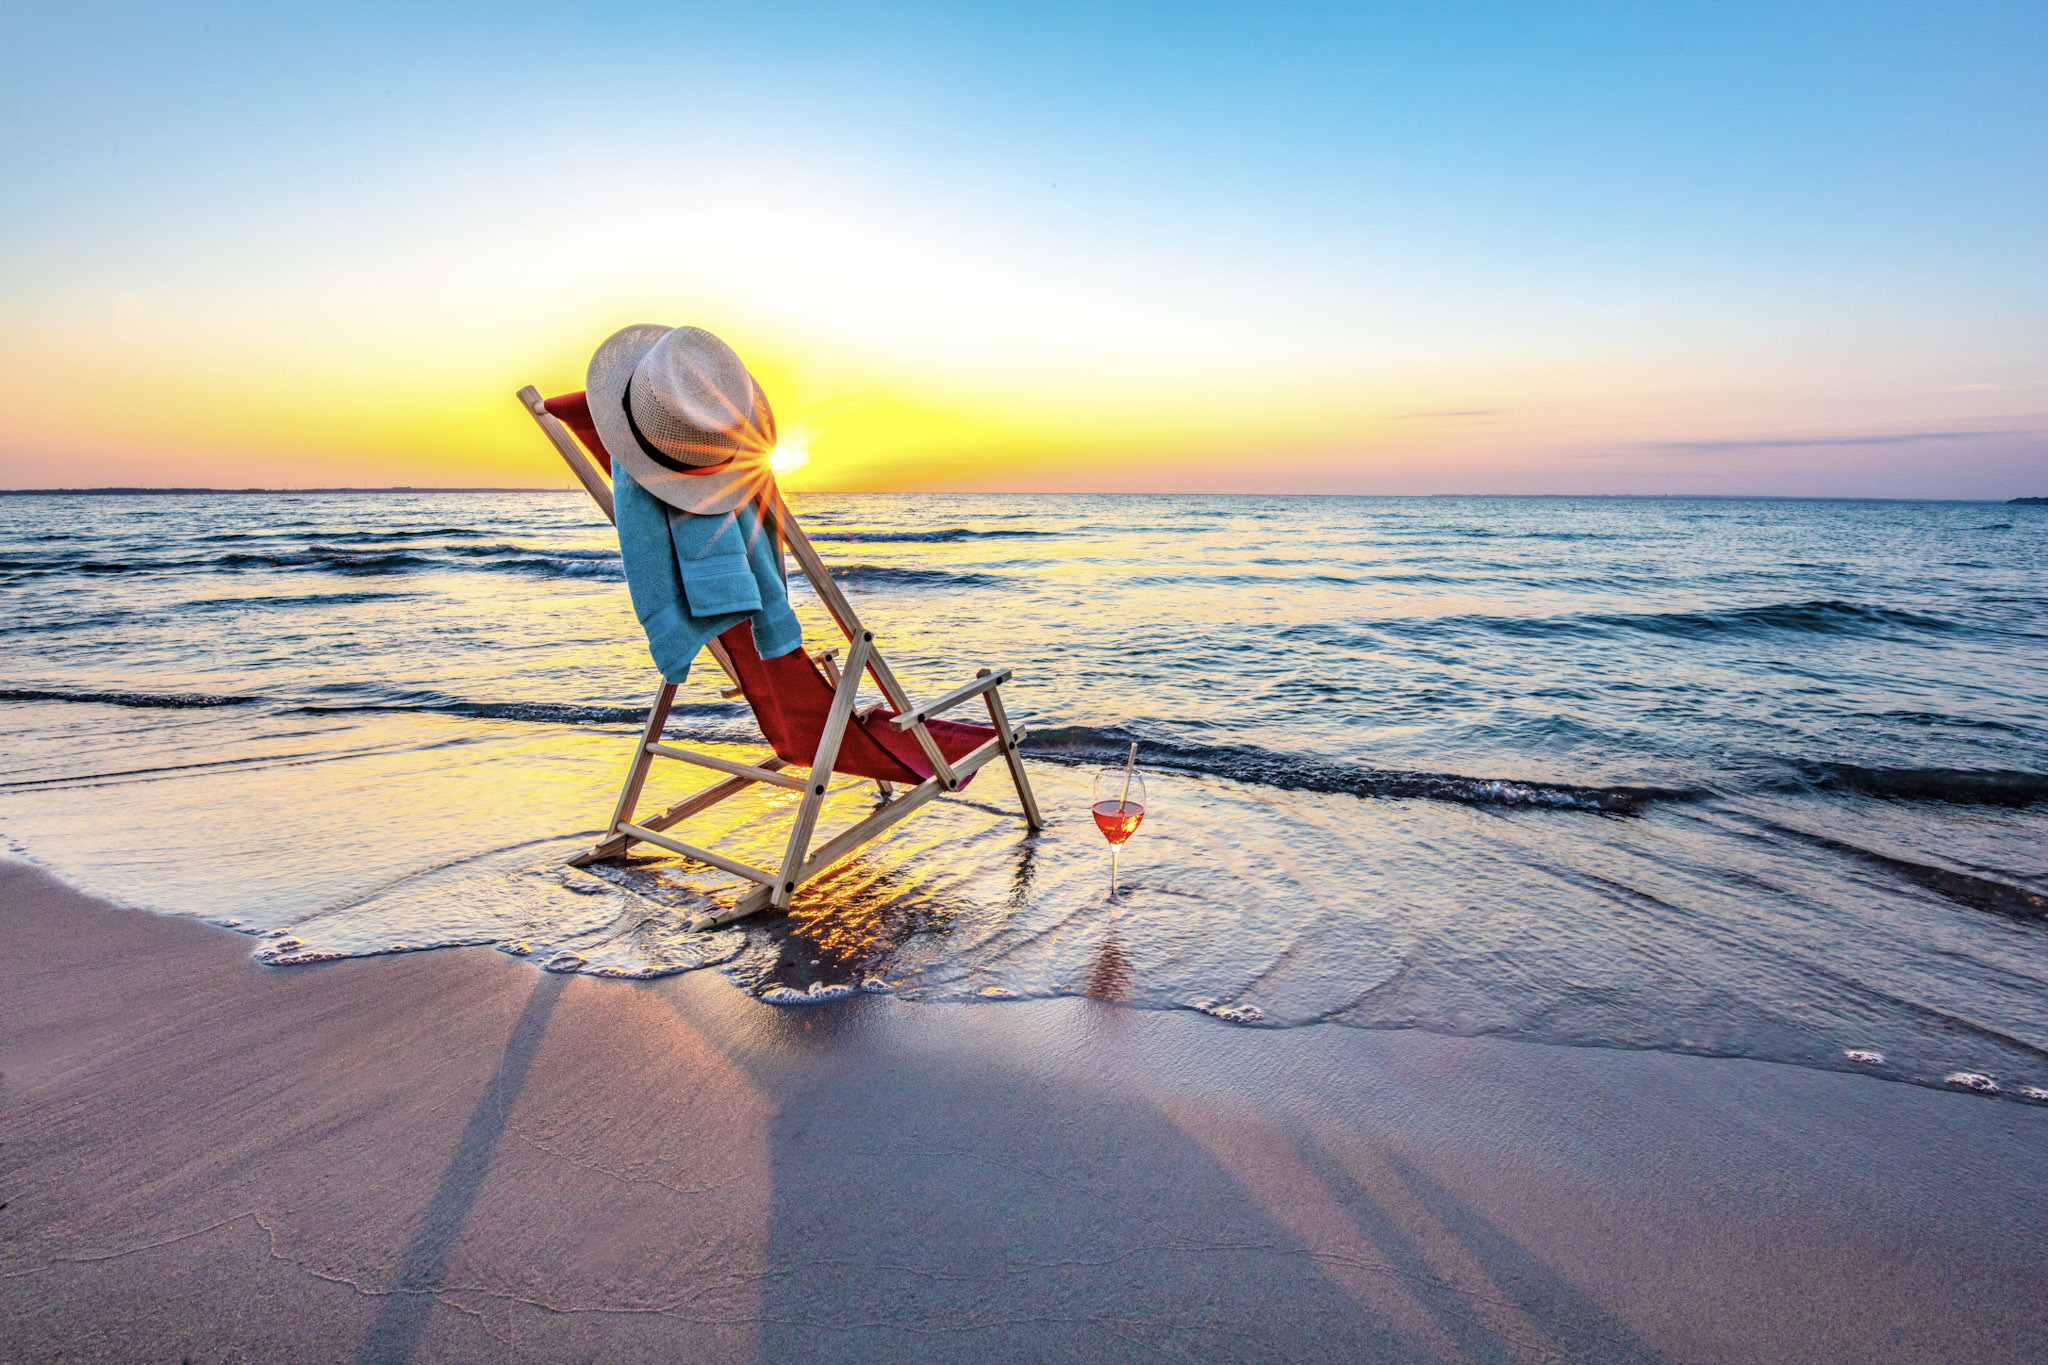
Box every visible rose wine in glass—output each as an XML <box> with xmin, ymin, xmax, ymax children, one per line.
<box><xmin>1092</xmin><ymin>749</ymin><xmax>1146</xmax><ymax>899</ymax></box>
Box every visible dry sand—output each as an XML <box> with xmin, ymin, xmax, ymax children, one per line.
<box><xmin>2</xmin><ymin>857</ymin><xmax>2043</xmax><ymax>1362</ymax></box>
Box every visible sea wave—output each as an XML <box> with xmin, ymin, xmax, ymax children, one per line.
<box><xmin>1767</xmin><ymin>822</ymin><xmax>2047</xmax><ymax>922</ymax></box>
<box><xmin>306</xmin><ymin>526</ymin><xmax>487</xmax><ymax>543</ymax></box>
<box><xmin>4</xmin><ymin>542</ymin><xmax>628</xmax><ymax>582</ymax></box>
<box><xmin>290</xmin><ymin>694</ymin><xmax>750</xmax><ymax>726</ymax></box>
<box><xmin>470</xmin><ymin>555</ymin><xmax>625</xmax><ymax>579</ymax></box>
<box><xmin>1596</xmin><ymin>599</ymin><xmax>1958</xmax><ymax>639</ymax></box>
<box><xmin>217</xmin><ymin>548</ymin><xmax>437</xmax><ymax>574</ymax></box>
<box><xmin>1021</xmin><ymin>725</ymin><xmax>1692</xmax><ymax>812</ymax></box>
<box><xmin>1790</xmin><ymin>763</ymin><xmax>2048</xmax><ymax>806</ymax></box>
<box><xmin>448</xmin><ymin>543</ymin><xmax>625</xmax><ymax>579</ymax></box>
<box><xmin>819</xmin><ymin>564</ymin><xmax>1009</xmax><ymax>590</ymax></box>
<box><xmin>0</xmin><ymin>686</ymin><xmax>256</xmax><ymax>709</ymax></box>
<box><xmin>1453</xmin><ymin>599</ymin><xmax>1961</xmax><ymax>642</ymax></box>
<box><xmin>807</xmin><ymin>527</ymin><xmax>1055</xmax><ymax>543</ymax></box>
<box><xmin>451</xmin><ymin>543</ymin><xmax>620</xmax><ymax>560</ymax></box>
<box><xmin>206</xmin><ymin>542</ymin><xmax>629</xmax><ymax>580</ymax></box>
<box><xmin>185</xmin><ymin>590</ymin><xmax>429</xmax><ymax>611</ymax></box>
<box><xmin>1131</xmin><ymin>571</ymin><xmax>1366</xmax><ymax>588</ymax></box>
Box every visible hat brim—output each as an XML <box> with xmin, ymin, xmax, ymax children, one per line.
<box><xmin>586</xmin><ymin>324</ymin><xmax>767</xmax><ymax>516</ymax></box>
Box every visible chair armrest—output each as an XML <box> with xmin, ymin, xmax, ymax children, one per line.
<box><xmin>889</xmin><ymin>668</ymin><xmax>1013</xmax><ymax>729</ymax></box>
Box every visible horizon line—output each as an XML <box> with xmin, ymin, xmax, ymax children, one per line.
<box><xmin>1</xmin><ymin>486</ymin><xmax>2041</xmax><ymax>504</ymax></box>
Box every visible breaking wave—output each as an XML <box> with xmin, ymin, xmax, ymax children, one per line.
<box><xmin>470</xmin><ymin>555</ymin><xmax>625</xmax><ymax>580</ymax></box>
<box><xmin>819</xmin><ymin>564</ymin><xmax>1009</xmax><ymax>590</ymax></box>
<box><xmin>808</xmin><ymin>527</ymin><xmax>1057</xmax><ymax>543</ymax></box>
<box><xmin>0</xmin><ymin>686</ymin><xmax>256</xmax><ymax>709</ymax></box>
<box><xmin>217</xmin><ymin>548</ymin><xmax>437</xmax><ymax>575</ymax></box>
<box><xmin>1021</xmin><ymin>724</ymin><xmax>1692</xmax><ymax>812</ymax></box>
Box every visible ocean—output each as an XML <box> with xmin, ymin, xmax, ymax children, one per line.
<box><xmin>3</xmin><ymin>490</ymin><xmax>2044</xmax><ymax>1101</ymax></box>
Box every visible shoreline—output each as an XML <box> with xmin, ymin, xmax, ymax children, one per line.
<box><xmin>11</xmin><ymin>846</ymin><xmax>2041</xmax><ymax>1111</ymax></box>
<box><xmin>4</xmin><ymin>858</ymin><xmax>2044</xmax><ymax>1361</ymax></box>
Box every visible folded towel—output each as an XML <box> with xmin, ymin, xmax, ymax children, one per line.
<box><xmin>614</xmin><ymin>464</ymin><xmax>803</xmax><ymax>683</ymax></box>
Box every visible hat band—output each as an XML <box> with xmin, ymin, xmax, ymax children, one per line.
<box><xmin>622</xmin><ymin>377</ymin><xmax>736</xmax><ymax>474</ymax></box>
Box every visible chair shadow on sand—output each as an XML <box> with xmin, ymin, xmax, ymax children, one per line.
<box><xmin>738</xmin><ymin>996</ymin><xmax>1664</xmax><ymax>1362</ymax></box>
<box><xmin>353</xmin><ymin>973</ymin><xmax>568</xmax><ymax>1365</ymax></box>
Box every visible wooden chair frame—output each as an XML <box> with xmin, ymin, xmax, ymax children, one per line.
<box><xmin>517</xmin><ymin>385</ymin><xmax>1044</xmax><ymax>930</ymax></box>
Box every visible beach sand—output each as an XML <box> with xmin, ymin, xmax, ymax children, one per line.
<box><xmin>3</xmin><ymin>858</ymin><xmax>2043</xmax><ymax>1363</ymax></box>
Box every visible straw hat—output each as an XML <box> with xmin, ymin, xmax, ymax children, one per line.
<box><xmin>586</xmin><ymin>324</ymin><xmax>778</xmax><ymax>515</ymax></box>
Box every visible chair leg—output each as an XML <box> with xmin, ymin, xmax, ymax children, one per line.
<box><xmin>772</xmin><ymin>632</ymin><xmax>874</xmax><ymax>908</ymax></box>
<box><xmin>573</xmin><ymin>682</ymin><xmax>676</xmax><ymax>863</ymax></box>
<box><xmin>978</xmin><ymin>673</ymin><xmax>1043</xmax><ymax>830</ymax></box>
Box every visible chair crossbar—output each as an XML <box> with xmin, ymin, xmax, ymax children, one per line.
<box><xmin>890</xmin><ymin>668</ymin><xmax>1012</xmax><ymax>729</ymax></box>
<box><xmin>646</xmin><ymin>742</ymin><xmax>807</xmax><ymax>790</ymax></box>
<box><xmin>771</xmin><ymin>630</ymin><xmax>875</xmax><ymax>907</ymax></box>
<box><xmin>615</xmin><ymin>823</ymin><xmax>779</xmax><ymax>886</ymax></box>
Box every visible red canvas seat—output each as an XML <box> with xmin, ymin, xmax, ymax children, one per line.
<box><xmin>718</xmin><ymin>620</ymin><xmax>992</xmax><ymax>789</ymax></box>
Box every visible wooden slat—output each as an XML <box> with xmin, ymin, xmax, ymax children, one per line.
<box><xmin>979</xmin><ymin>673</ymin><xmax>1044</xmax><ymax>830</ymax></box>
<box><xmin>771</xmin><ymin>631</ymin><xmax>873</xmax><ymax>907</ymax></box>
<box><xmin>601</xmin><ymin>682</ymin><xmax>675</xmax><ymax>841</ymax></box>
<box><xmin>615</xmin><ymin>822</ymin><xmax>778</xmax><ymax>886</ymax></box>
<box><xmin>645</xmin><ymin>742</ymin><xmax>806</xmax><ymax>790</ymax></box>
<box><xmin>889</xmin><ymin>668</ymin><xmax>1012</xmax><ymax>728</ymax></box>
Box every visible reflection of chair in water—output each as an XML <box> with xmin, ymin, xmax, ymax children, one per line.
<box><xmin>517</xmin><ymin>385</ymin><xmax>1045</xmax><ymax>929</ymax></box>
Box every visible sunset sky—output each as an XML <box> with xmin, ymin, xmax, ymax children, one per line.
<box><xmin>3</xmin><ymin>3</ymin><xmax>2042</xmax><ymax>496</ymax></box>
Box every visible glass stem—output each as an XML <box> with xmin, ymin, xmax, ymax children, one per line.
<box><xmin>1109</xmin><ymin>844</ymin><xmax>1120</xmax><ymax>899</ymax></box>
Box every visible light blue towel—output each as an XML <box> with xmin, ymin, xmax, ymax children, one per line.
<box><xmin>614</xmin><ymin>464</ymin><xmax>803</xmax><ymax>683</ymax></box>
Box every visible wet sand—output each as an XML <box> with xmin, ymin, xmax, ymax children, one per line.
<box><xmin>3</xmin><ymin>857</ymin><xmax>2043</xmax><ymax>1363</ymax></box>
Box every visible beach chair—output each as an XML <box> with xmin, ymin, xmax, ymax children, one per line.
<box><xmin>516</xmin><ymin>385</ymin><xmax>1044</xmax><ymax>930</ymax></box>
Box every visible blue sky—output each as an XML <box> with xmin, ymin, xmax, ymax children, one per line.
<box><xmin>3</xmin><ymin>2</ymin><xmax>2042</xmax><ymax>493</ymax></box>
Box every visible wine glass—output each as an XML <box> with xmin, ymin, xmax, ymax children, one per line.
<box><xmin>1091</xmin><ymin>763</ymin><xmax>1146</xmax><ymax>899</ymax></box>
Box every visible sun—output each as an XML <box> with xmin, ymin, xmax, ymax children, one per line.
<box><xmin>770</xmin><ymin>433</ymin><xmax>811</xmax><ymax>477</ymax></box>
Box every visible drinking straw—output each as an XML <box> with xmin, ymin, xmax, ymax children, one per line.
<box><xmin>1119</xmin><ymin>741</ymin><xmax>1137</xmax><ymax>811</ymax></box>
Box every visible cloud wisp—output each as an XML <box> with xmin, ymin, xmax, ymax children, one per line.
<box><xmin>1639</xmin><ymin>429</ymin><xmax>2027</xmax><ymax>455</ymax></box>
